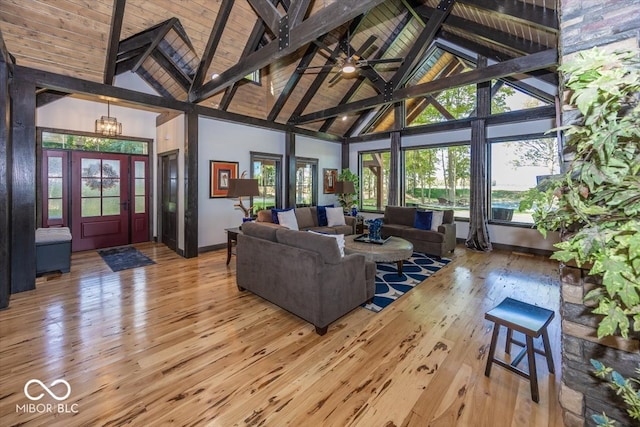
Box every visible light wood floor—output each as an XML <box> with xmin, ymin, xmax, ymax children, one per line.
<box><xmin>0</xmin><ymin>243</ymin><xmax>564</xmax><ymax>426</ymax></box>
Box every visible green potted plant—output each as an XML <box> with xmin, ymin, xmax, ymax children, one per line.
<box><xmin>521</xmin><ymin>47</ymin><xmax>640</xmax><ymax>425</ymax></box>
<box><xmin>337</xmin><ymin>168</ymin><xmax>359</xmax><ymax>211</ymax></box>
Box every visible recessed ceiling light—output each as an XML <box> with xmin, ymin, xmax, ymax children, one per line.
<box><xmin>342</xmin><ymin>116</ymin><xmax>348</xmax><ymax>121</ymax></box>
<box><xmin>211</xmin><ymin>73</ymin><xmax>220</xmax><ymax>80</ymax></box>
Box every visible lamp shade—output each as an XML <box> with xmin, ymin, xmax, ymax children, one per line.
<box><xmin>226</xmin><ymin>178</ymin><xmax>260</xmax><ymax>197</ymax></box>
<box><xmin>335</xmin><ymin>180</ymin><xmax>355</xmax><ymax>194</ymax></box>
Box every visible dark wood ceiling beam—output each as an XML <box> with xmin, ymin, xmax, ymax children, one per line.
<box><xmin>416</xmin><ymin>6</ymin><xmax>547</xmax><ymax>56</ymax></box>
<box><xmin>190</xmin><ymin>0</ymin><xmax>235</xmax><ymax>93</ymax></box>
<box><xmin>388</xmin><ymin>0</ymin><xmax>455</xmax><ymax>91</ymax></box>
<box><xmin>289</xmin><ymin>0</ymin><xmax>312</xmax><ymax>26</ymax></box>
<box><xmin>287</xmin><ymin>17</ymin><xmax>364</xmax><ymax>122</ymax></box>
<box><xmin>132</xmin><ymin>18</ymin><xmax>176</xmax><ymax>73</ymax></box>
<box><xmin>348</xmin><ymin>104</ymin><xmax>556</xmax><ymax>143</ymax></box>
<box><xmin>292</xmin><ymin>48</ymin><xmax>557</xmax><ymax>124</ymax></box>
<box><xmin>267</xmin><ymin>35</ymin><xmax>324</xmax><ymax>121</ymax></box>
<box><xmin>118</xmin><ymin>23</ymin><xmax>165</xmax><ymax>54</ymax></box>
<box><xmin>190</xmin><ymin>0</ymin><xmax>387</xmax><ymax>103</ymax></box>
<box><xmin>456</xmin><ymin>0</ymin><xmax>558</xmax><ymax>32</ymax></box>
<box><xmin>220</xmin><ymin>0</ymin><xmax>285</xmax><ymax>111</ymax></box>
<box><xmin>150</xmin><ymin>50</ymin><xmax>192</xmax><ymax>91</ymax></box>
<box><xmin>438</xmin><ymin>31</ymin><xmax>558</xmax><ymax>85</ymax></box>
<box><xmin>321</xmin><ymin>11</ymin><xmax>412</xmax><ymax>134</ymax></box>
<box><xmin>103</xmin><ymin>0</ymin><xmax>126</xmax><ymax>85</ymax></box>
<box><xmin>16</xmin><ymin>65</ymin><xmax>343</xmax><ymax>143</ymax></box>
<box><xmin>36</xmin><ymin>90</ymin><xmax>68</xmax><ymax>108</ymax></box>
<box><xmin>341</xmin><ymin>36</ymin><xmax>386</xmax><ymax>92</ymax></box>
<box><xmin>247</xmin><ymin>0</ymin><xmax>283</xmax><ymax>35</ymax></box>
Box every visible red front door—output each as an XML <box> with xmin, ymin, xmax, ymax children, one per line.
<box><xmin>71</xmin><ymin>152</ymin><xmax>130</xmax><ymax>251</ymax></box>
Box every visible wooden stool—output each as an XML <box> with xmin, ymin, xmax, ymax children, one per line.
<box><xmin>484</xmin><ymin>297</ymin><xmax>555</xmax><ymax>403</ymax></box>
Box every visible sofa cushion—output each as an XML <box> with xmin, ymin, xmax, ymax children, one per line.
<box><xmin>385</xmin><ymin>206</ymin><xmax>416</xmax><ymax>227</ymax></box>
<box><xmin>276</xmin><ymin>228</ymin><xmax>341</xmax><ymax>264</ymax></box>
<box><xmin>431</xmin><ymin>210</ymin><xmax>444</xmax><ymax>231</ymax></box>
<box><xmin>271</xmin><ymin>208</ymin><xmax>293</xmax><ymax>224</ymax></box>
<box><xmin>382</xmin><ymin>224</ymin><xmax>413</xmax><ymax>235</ymax></box>
<box><xmin>326</xmin><ymin>207</ymin><xmax>346</xmax><ymax>226</ymax></box>
<box><xmin>278</xmin><ymin>209</ymin><xmax>299</xmax><ymax>230</ymax></box>
<box><xmin>257</xmin><ymin>209</ymin><xmax>273</xmax><ymax>223</ymax></box>
<box><xmin>241</xmin><ymin>222</ymin><xmax>278</xmax><ymax>242</ymax></box>
<box><xmin>414</xmin><ymin>210</ymin><xmax>432</xmax><ymax>230</ymax></box>
<box><xmin>403</xmin><ymin>228</ymin><xmax>445</xmax><ymax>243</ymax></box>
<box><xmin>329</xmin><ymin>225</ymin><xmax>353</xmax><ymax>236</ymax></box>
<box><xmin>308</xmin><ymin>230</ymin><xmax>345</xmax><ymax>257</ymax></box>
<box><xmin>295</xmin><ymin>207</ymin><xmax>315</xmax><ymax>229</ymax></box>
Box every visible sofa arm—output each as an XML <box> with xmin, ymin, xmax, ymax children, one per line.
<box><xmin>438</xmin><ymin>222</ymin><xmax>457</xmax><ymax>253</ymax></box>
<box><xmin>344</xmin><ymin>216</ymin><xmax>356</xmax><ymax>234</ymax></box>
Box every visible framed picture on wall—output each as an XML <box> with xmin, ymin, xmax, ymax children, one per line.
<box><xmin>323</xmin><ymin>168</ymin><xmax>338</xmax><ymax>194</ymax></box>
<box><xmin>210</xmin><ymin>160</ymin><xmax>239</xmax><ymax>198</ymax></box>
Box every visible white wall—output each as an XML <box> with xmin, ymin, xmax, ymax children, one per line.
<box><xmin>198</xmin><ymin>118</ymin><xmax>286</xmax><ymax>247</ymax></box>
<box><xmin>296</xmin><ymin>135</ymin><xmax>342</xmax><ymax>206</ymax></box>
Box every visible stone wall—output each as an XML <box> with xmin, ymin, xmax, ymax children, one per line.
<box><xmin>559</xmin><ymin>1</ymin><xmax>640</xmax><ymax>426</ymax></box>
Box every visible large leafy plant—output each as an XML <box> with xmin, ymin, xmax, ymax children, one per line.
<box><xmin>521</xmin><ymin>47</ymin><xmax>640</xmax><ymax>426</ymax></box>
<box><xmin>524</xmin><ymin>47</ymin><xmax>640</xmax><ymax>339</ymax></box>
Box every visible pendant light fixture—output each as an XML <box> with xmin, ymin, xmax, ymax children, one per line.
<box><xmin>95</xmin><ymin>100</ymin><xmax>122</xmax><ymax>136</ymax></box>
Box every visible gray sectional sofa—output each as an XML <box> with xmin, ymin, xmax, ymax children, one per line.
<box><xmin>381</xmin><ymin>206</ymin><xmax>456</xmax><ymax>257</ymax></box>
<box><xmin>255</xmin><ymin>206</ymin><xmax>355</xmax><ymax>235</ymax></box>
<box><xmin>236</xmin><ymin>222</ymin><xmax>375</xmax><ymax>335</ymax></box>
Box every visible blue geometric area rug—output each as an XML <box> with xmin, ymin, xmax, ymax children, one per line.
<box><xmin>98</xmin><ymin>246</ymin><xmax>156</xmax><ymax>272</ymax></box>
<box><xmin>362</xmin><ymin>252</ymin><xmax>451</xmax><ymax>313</ymax></box>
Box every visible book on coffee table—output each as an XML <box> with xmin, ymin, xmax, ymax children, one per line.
<box><xmin>353</xmin><ymin>234</ymin><xmax>391</xmax><ymax>245</ymax></box>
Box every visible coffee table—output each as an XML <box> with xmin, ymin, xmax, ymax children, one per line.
<box><xmin>344</xmin><ymin>235</ymin><xmax>414</xmax><ymax>276</ymax></box>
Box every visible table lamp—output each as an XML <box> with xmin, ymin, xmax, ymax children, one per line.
<box><xmin>227</xmin><ymin>172</ymin><xmax>260</xmax><ymax>220</ymax></box>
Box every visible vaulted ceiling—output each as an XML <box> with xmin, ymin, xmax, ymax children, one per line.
<box><xmin>0</xmin><ymin>0</ymin><xmax>559</xmax><ymax>140</ymax></box>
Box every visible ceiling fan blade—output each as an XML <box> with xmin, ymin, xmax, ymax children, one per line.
<box><xmin>312</xmin><ymin>39</ymin><xmax>337</xmax><ymax>57</ymax></box>
<box><xmin>328</xmin><ymin>71</ymin><xmax>343</xmax><ymax>85</ymax></box>
<box><xmin>359</xmin><ymin>57</ymin><xmax>404</xmax><ymax>66</ymax></box>
<box><xmin>297</xmin><ymin>64</ymin><xmax>338</xmax><ymax>73</ymax></box>
<box><xmin>358</xmin><ymin>35</ymin><xmax>377</xmax><ymax>57</ymax></box>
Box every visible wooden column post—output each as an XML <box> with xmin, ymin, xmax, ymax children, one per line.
<box><xmin>0</xmin><ymin>51</ymin><xmax>11</xmax><ymax>308</ymax></box>
<box><xmin>341</xmin><ymin>140</ymin><xmax>349</xmax><ymax>171</ymax></box>
<box><xmin>10</xmin><ymin>76</ymin><xmax>36</xmax><ymax>293</ymax></box>
<box><xmin>183</xmin><ymin>109</ymin><xmax>198</xmax><ymax>258</ymax></box>
<box><xmin>285</xmin><ymin>132</ymin><xmax>296</xmax><ymax>208</ymax></box>
<box><xmin>388</xmin><ymin>101</ymin><xmax>405</xmax><ymax>206</ymax></box>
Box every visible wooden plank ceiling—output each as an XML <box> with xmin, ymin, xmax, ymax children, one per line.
<box><xmin>0</xmin><ymin>0</ymin><xmax>558</xmax><ymax>139</ymax></box>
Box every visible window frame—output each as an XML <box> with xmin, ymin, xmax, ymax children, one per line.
<box><xmin>250</xmin><ymin>151</ymin><xmax>282</xmax><ymax>210</ymax></box>
<box><xmin>358</xmin><ymin>148</ymin><xmax>391</xmax><ymax>213</ymax></box>
<box><xmin>401</xmin><ymin>141</ymin><xmax>471</xmax><ymax>220</ymax></box>
<box><xmin>487</xmin><ymin>133</ymin><xmax>561</xmax><ymax>226</ymax></box>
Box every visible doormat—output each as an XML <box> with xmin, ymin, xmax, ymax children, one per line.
<box><xmin>98</xmin><ymin>246</ymin><xmax>156</xmax><ymax>272</ymax></box>
<box><xmin>362</xmin><ymin>252</ymin><xmax>451</xmax><ymax>313</ymax></box>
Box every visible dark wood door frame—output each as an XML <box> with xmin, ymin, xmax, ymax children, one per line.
<box><xmin>158</xmin><ymin>150</ymin><xmax>179</xmax><ymax>253</ymax></box>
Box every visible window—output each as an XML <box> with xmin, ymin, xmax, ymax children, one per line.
<box><xmin>295</xmin><ymin>158</ymin><xmax>317</xmax><ymax>207</ymax></box>
<box><xmin>250</xmin><ymin>152</ymin><xmax>282</xmax><ymax>210</ymax></box>
<box><xmin>360</xmin><ymin>150</ymin><xmax>390</xmax><ymax>211</ymax></box>
<box><xmin>42</xmin><ymin>131</ymin><xmax>148</xmax><ymax>155</ymax></box>
<box><xmin>42</xmin><ymin>150</ymin><xmax>68</xmax><ymax>227</ymax></box>
<box><xmin>489</xmin><ymin>136</ymin><xmax>560</xmax><ymax>223</ymax></box>
<box><xmin>491</xmin><ymin>80</ymin><xmax>551</xmax><ymax>114</ymax></box>
<box><xmin>403</xmin><ymin>145</ymin><xmax>471</xmax><ymax>218</ymax></box>
<box><xmin>245</xmin><ymin>70</ymin><xmax>260</xmax><ymax>84</ymax></box>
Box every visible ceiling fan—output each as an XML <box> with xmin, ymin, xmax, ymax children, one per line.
<box><xmin>297</xmin><ymin>34</ymin><xmax>404</xmax><ymax>84</ymax></box>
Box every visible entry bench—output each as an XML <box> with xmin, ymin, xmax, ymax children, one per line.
<box><xmin>36</xmin><ymin>227</ymin><xmax>72</xmax><ymax>275</ymax></box>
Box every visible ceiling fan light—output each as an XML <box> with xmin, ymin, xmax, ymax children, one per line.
<box><xmin>342</xmin><ymin>64</ymin><xmax>356</xmax><ymax>74</ymax></box>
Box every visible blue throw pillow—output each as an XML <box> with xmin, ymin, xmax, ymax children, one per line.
<box><xmin>414</xmin><ymin>210</ymin><xmax>433</xmax><ymax>230</ymax></box>
<box><xmin>317</xmin><ymin>205</ymin><xmax>333</xmax><ymax>227</ymax></box>
<box><xmin>271</xmin><ymin>208</ymin><xmax>293</xmax><ymax>224</ymax></box>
